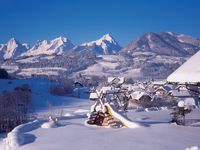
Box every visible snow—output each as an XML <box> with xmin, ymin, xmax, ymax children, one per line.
<box><xmin>105</xmin><ymin>103</ymin><xmax>141</xmax><ymax>128</ymax></box>
<box><xmin>4</xmin><ymin>38</ymin><xmax>18</xmax><ymax>59</ymax></box>
<box><xmin>0</xmin><ymin>79</ymin><xmax>200</xmax><ymax>150</ymax></box>
<box><xmin>40</xmin><ymin>55</ymin><xmax>55</xmax><ymax>60</ymax></box>
<box><xmin>151</xmin><ymin>55</ymin><xmax>184</xmax><ymax>64</ymax></box>
<box><xmin>178</xmin><ymin>39</ymin><xmax>185</xmax><ymax>43</ymax></box>
<box><xmin>41</xmin><ymin>121</ymin><xmax>57</xmax><ymax>129</ymax></box>
<box><xmin>73</xmin><ymin>109</ymin><xmax>89</xmax><ymax>114</ymax></box>
<box><xmin>120</xmin><ymin>68</ymin><xmax>141</xmax><ymax>78</ymax></box>
<box><xmin>0</xmin><ymin>79</ymin><xmax>76</xmax><ymax>110</ymax></box>
<box><xmin>1</xmin><ymin>106</ymin><xmax>199</xmax><ymax>150</ymax></box>
<box><xmin>2</xmin><ymin>120</ymin><xmax>41</xmax><ymax>150</ymax></box>
<box><xmin>80</xmin><ymin>34</ymin><xmax>120</xmax><ymax>55</ymax></box>
<box><xmin>167</xmin><ymin>51</ymin><xmax>200</xmax><ymax>83</ymax></box>
<box><xmin>130</xmin><ymin>91</ymin><xmax>146</xmax><ymax>100</ymax></box>
<box><xmin>131</xmin><ymin>51</ymin><xmax>156</xmax><ymax>57</ymax></box>
<box><xmin>0</xmin><ymin>134</ymin><xmax>6</xmax><ymax>149</ymax></box>
<box><xmin>98</xmin><ymin>54</ymin><xmax>125</xmax><ymax>62</ymax></box>
<box><xmin>16</xmin><ymin>56</ymin><xmax>40</xmax><ymax>63</ymax></box>
<box><xmin>186</xmin><ymin>146</ymin><xmax>200</xmax><ymax>150</ymax></box>
<box><xmin>75</xmin><ymin>55</ymin><xmax>139</xmax><ymax>78</ymax></box>
<box><xmin>21</xmin><ymin>36</ymin><xmax>74</xmax><ymax>57</ymax></box>
<box><xmin>64</xmin><ymin>113</ymin><xmax>74</xmax><ymax>117</ymax></box>
<box><xmin>22</xmin><ymin>43</ymin><xmax>30</xmax><ymax>49</ymax></box>
<box><xmin>17</xmin><ymin>67</ymin><xmax>67</xmax><ymax>77</ymax></box>
<box><xmin>5</xmin><ymin>131</ymin><xmax>25</xmax><ymax>149</ymax></box>
<box><xmin>0</xmin><ymin>64</ymin><xmax>19</xmax><ymax>73</ymax></box>
<box><xmin>76</xmin><ymin>58</ymin><xmax>120</xmax><ymax>76</ymax></box>
<box><xmin>184</xmin><ymin>98</ymin><xmax>196</xmax><ymax>107</ymax></box>
<box><xmin>82</xmin><ymin>34</ymin><xmax>116</xmax><ymax>47</ymax></box>
<box><xmin>167</xmin><ymin>32</ymin><xmax>174</xmax><ymax>35</ymax></box>
<box><xmin>3</xmin><ymin>38</ymin><xmax>28</xmax><ymax>59</ymax></box>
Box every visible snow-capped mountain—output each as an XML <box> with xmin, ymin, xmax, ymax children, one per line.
<box><xmin>119</xmin><ymin>32</ymin><xmax>200</xmax><ymax>79</ymax></box>
<box><xmin>176</xmin><ymin>34</ymin><xmax>200</xmax><ymax>47</ymax></box>
<box><xmin>0</xmin><ymin>44</ymin><xmax>6</xmax><ymax>59</ymax></box>
<box><xmin>121</xmin><ymin>32</ymin><xmax>200</xmax><ymax>57</ymax></box>
<box><xmin>0</xmin><ymin>38</ymin><xmax>28</xmax><ymax>60</ymax></box>
<box><xmin>1</xmin><ymin>32</ymin><xmax>200</xmax><ymax>80</ymax></box>
<box><xmin>22</xmin><ymin>43</ymin><xmax>30</xmax><ymax>49</ymax></box>
<box><xmin>74</xmin><ymin>34</ymin><xmax>121</xmax><ymax>55</ymax></box>
<box><xmin>21</xmin><ymin>36</ymin><xmax>74</xmax><ymax>57</ymax></box>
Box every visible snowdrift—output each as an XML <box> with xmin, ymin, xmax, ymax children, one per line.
<box><xmin>41</xmin><ymin>121</ymin><xmax>58</xmax><ymax>129</ymax></box>
<box><xmin>4</xmin><ymin>120</ymin><xmax>39</xmax><ymax>150</ymax></box>
<box><xmin>5</xmin><ymin>131</ymin><xmax>24</xmax><ymax>149</ymax></box>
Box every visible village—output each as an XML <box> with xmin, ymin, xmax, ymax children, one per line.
<box><xmin>1</xmin><ymin>0</ymin><xmax>200</xmax><ymax>149</ymax></box>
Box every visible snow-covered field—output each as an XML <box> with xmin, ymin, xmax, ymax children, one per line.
<box><xmin>1</xmin><ymin>101</ymin><xmax>200</xmax><ymax>150</ymax></box>
<box><xmin>0</xmin><ymin>79</ymin><xmax>200</xmax><ymax>150</ymax></box>
<box><xmin>0</xmin><ymin>64</ymin><xmax>19</xmax><ymax>73</ymax></box>
<box><xmin>17</xmin><ymin>67</ymin><xmax>67</xmax><ymax>77</ymax></box>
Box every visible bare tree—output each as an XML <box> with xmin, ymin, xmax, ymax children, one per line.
<box><xmin>0</xmin><ymin>84</ymin><xmax>33</xmax><ymax>132</ymax></box>
<box><xmin>50</xmin><ymin>78</ymin><xmax>73</xmax><ymax>96</ymax></box>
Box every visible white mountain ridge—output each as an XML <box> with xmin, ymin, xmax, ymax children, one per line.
<box><xmin>1</xmin><ymin>32</ymin><xmax>200</xmax><ymax>80</ymax></box>
<box><xmin>1</xmin><ymin>32</ymin><xmax>199</xmax><ymax>60</ymax></box>
<box><xmin>76</xmin><ymin>34</ymin><xmax>121</xmax><ymax>55</ymax></box>
<box><xmin>19</xmin><ymin>34</ymin><xmax>121</xmax><ymax>57</ymax></box>
<box><xmin>0</xmin><ymin>34</ymin><xmax>121</xmax><ymax>60</ymax></box>
<box><xmin>0</xmin><ymin>38</ymin><xmax>28</xmax><ymax>59</ymax></box>
<box><xmin>21</xmin><ymin>36</ymin><xmax>74</xmax><ymax>57</ymax></box>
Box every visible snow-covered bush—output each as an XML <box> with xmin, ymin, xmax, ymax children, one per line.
<box><xmin>41</xmin><ymin>116</ymin><xmax>58</xmax><ymax>129</ymax></box>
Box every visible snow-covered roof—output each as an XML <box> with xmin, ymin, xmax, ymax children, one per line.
<box><xmin>167</xmin><ymin>51</ymin><xmax>200</xmax><ymax>84</ymax></box>
<box><xmin>169</xmin><ymin>90</ymin><xmax>191</xmax><ymax>97</ymax></box>
<box><xmin>152</xmin><ymin>80</ymin><xmax>166</xmax><ymax>85</ymax></box>
<box><xmin>107</xmin><ymin>77</ymin><xmax>125</xmax><ymax>84</ymax></box>
<box><xmin>129</xmin><ymin>91</ymin><xmax>151</xmax><ymax>100</ymax></box>
<box><xmin>155</xmin><ymin>85</ymin><xmax>172</xmax><ymax>92</ymax></box>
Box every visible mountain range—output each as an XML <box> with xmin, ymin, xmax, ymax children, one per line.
<box><xmin>0</xmin><ymin>32</ymin><xmax>200</xmax><ymax>80</ymax></box>
<box><xmin>0</xmin><ymin>34</ymin><xmax>120</xmax><ymax>60</ymax></box>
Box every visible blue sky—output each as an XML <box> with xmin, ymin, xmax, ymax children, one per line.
<box><xmin>0</xmin><ymin>0</ymin><xmax>200</xmax><ymax>46</ymax></box>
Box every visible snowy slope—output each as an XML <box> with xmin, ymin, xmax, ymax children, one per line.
<box><xmin>73</xmin><ymin>55</ymin><xmax>138</xmax><ymax>77</ymax></box>
<box><xmin>1</xmin><ymin>100</ymin><xmax>200</xmax><ymax>150</ymax></box>
<box><xmin>17</xmin><ymin>67</ymin><xmax>67</xmax><ymax>77</ymax></box>
<box><xmin>21</xmin><ymin>36</ymin><xmax>74</xmax><ymax>56</ymax></box>
<box><xmin>74</xmin><ymin>34</ymin><xmax>121</xmax><ymax>55</ymax></box>
<box><xmin>0</xmin><ymin>79</ymin><xmax>87</xmax><ymax>110</ymax></box>
<box><xmin>0</xmin><ymin>79</ymin><xmax>200</xmax><ymax>150</ymax></box>
<box><xmin>167</xmin><ymin>50</ymin><xmax>200</xmax><ymax>83</ymax></box>
<box><xmin>74</xmin><ymin>54</ymin><xmax>180</xmax><ymax>79</ymax></box>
